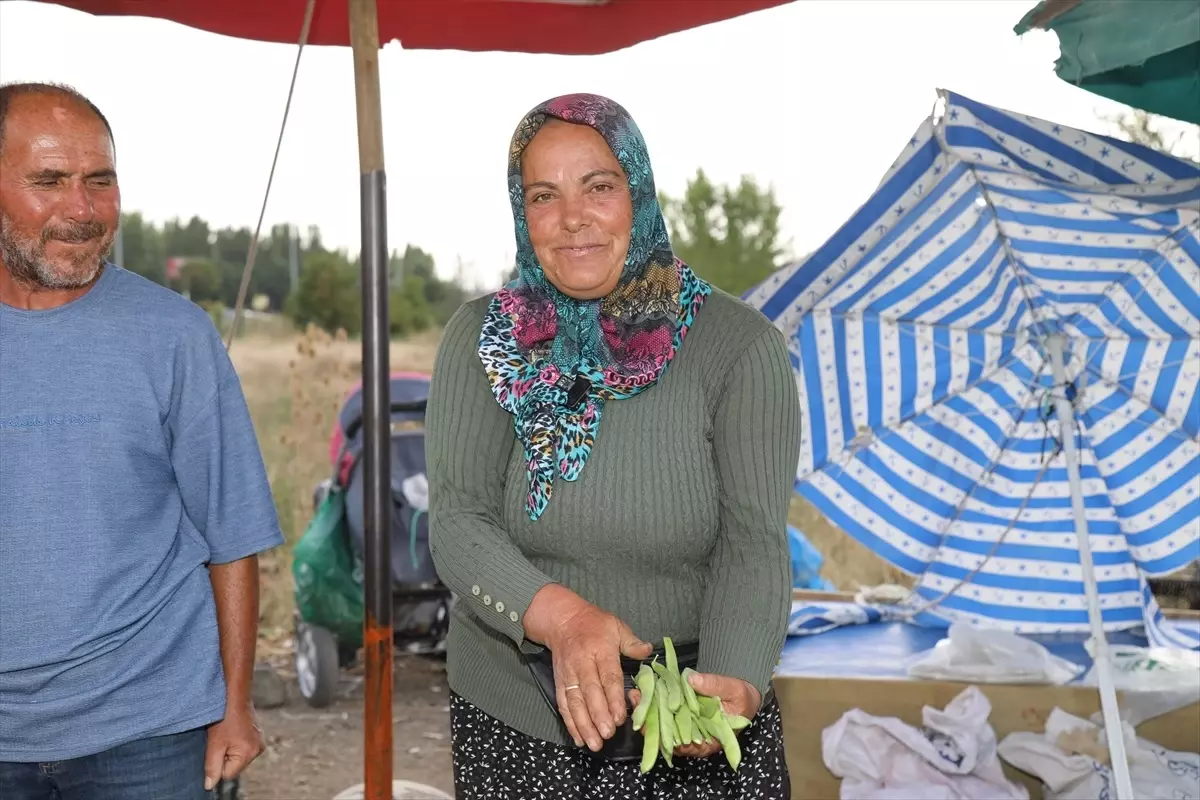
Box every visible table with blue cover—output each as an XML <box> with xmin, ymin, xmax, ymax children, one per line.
<box><xmin>771</xmin><ymin>597</ymin><xmax>1200</xmax><ymax>799</ymax></box>
<box><xmin>777</xmin><ymin>614</ymin><xmax>1200</xmax><ymax>681</ymax></box>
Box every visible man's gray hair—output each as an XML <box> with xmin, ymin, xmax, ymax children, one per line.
<box><xmin>0</xmin><ymin>82</ymin><xmax>114</xmax><ymax>154</ymax></box>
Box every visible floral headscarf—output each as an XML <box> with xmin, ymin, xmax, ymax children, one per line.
<box><xmin>479</xmin><ymin>94</ymin><xmax>711</xmax><ymax>520</ymax></box>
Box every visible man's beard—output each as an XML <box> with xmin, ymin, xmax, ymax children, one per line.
<box><xmin>0</xmin><ymin>211</ymin><xmax>112</xmax><ymax>290</ymax></box>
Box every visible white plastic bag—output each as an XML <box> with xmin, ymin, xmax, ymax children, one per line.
<box><xmin>822</xmin><ymin>685</ymin><xmax>1029</xmax><ymax>800</ymax></box>
<box><xmin>1078</xmin><ymin>642</ymin><xmax>1200</xmax><ymax>739</ymax></box>
<box><xmin>998</xmin><ymin>708</ymin><xmax>1200</xmax><ymax>800</ymax></box>
<box><xmin>1081</xmin><ymin>642</ymin><xmax>1200</xmax><ymax>693</ymax></box>
<box><xmin>907</xmin><ymin>622</ymin><xmax>1084</xmax><ymax>685</ymax></box>
<box><xmin>401</xmin><ymin>473</ymin><xmax>429</xmax><ymax>512</ymax></box>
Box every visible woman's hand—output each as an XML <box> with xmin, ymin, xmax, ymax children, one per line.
<box><xmin>525</xmin><ymin>584</ymin><xmax>652</xmax><ymax>752</ymax></box>
<box><xmin>628</xmin><ymin>672</ymin><xmax>761</xmax><ymax>760</ymax></box>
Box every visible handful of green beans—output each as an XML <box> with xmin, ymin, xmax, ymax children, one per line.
<box><xmin>630</xmin><ymin>637</ymin><xmax>752</xmax><ymax>774</ymax></box>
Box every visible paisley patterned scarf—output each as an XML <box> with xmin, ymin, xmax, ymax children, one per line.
<box><xmin>479</xmin><ymin>93</ymin><xmax>711</xmax><ymax>521</ymax></box>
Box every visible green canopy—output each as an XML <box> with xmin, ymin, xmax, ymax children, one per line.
<box><xmin>1015</xmin><ymin>0</ymin><xmax>1200</xmax><ymax>125</ymax></box>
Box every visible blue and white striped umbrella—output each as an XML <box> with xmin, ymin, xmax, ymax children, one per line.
<box><xmin>747</xmin><ymin>89</ymin><xmax>1200</xmax><ymax>650</ymax></box>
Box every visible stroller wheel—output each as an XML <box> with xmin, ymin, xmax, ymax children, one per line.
<box><xmin>295</xmin><ymin>622</ymin><xmax>339</xmax><ymax>708</ymax></box>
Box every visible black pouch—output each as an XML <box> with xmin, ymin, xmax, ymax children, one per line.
<box><xmin>526</xmin><ymin>640</ymin><xmax>700</xmax><ymax>762</ymax></box>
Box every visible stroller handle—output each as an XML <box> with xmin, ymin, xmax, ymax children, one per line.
<box><xmin>343</xmin><ymin>399</ymin><xmax>427</xmax><ymax>443</ymax></box>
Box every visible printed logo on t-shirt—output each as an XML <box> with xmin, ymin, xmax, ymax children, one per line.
<box><xmin>0</xmin><ymin>413</ymin><xmax>102</xmax><ymax>432</ymax></box>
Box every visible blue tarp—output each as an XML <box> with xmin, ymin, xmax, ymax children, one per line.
<box><xmin>788</xmin><ymin>525</ymin><xmax>836</xmax><ymax>591</ymax></box>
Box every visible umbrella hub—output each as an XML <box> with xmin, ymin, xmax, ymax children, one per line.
<box><xmin>1039</xmin><ymin>380</ymin><xmax>1080</xmax><ymax>421</ymax></box>
<box><xmin>1037</xmin><ymin>332</ymin><xmax>1087</xmax><ymax>405</ymax></box>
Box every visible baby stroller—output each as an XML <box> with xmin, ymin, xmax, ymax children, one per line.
<box><xmin>291</xmin><ymin>372</ymin><xmax>452</xmax><ymax>708</ymax></box>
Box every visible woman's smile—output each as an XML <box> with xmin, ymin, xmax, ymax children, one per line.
<box><xmin>557</xmin><ymin>244</ymin><xmax>607</xmax><ymax>258</ymax></box>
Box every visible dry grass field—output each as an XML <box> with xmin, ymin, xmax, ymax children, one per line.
<box><xmin>788</xmin><ymin>494</ymin><xmax>911</xmax><ymax>592</ymax></box>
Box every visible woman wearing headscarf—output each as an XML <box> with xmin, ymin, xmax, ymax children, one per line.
<box><xmin>427</xmin><ymin>93</ymin><xmax>801</xmax><ymax>799</ymax></box>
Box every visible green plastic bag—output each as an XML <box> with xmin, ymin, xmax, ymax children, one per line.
<box><xmin>292</xmin><ymin>487</ymin><xmax>364</xmax><ymax>646</ymax></box>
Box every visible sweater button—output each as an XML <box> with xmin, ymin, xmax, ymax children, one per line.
<box><xmin>471</xmin><ymin>585</ymin><xmax>480</xmax><ymax>596</ymax></box>
<box><xmin>495</xmin><ymin>601</ymin><xmax>505</xmax><ymax>613</ymax></box>
<box><xmin>509</xmin><ymin>611</ymin><xmax>519</xmax><ymax>623</ymax></box>
<box><xmin>482</xmin><ymin>594</ymin><xmax>491</xmax><ymax>605</ymax></box>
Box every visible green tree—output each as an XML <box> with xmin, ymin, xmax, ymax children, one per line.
<box><xmin>212</xmin><ymin>226</ymin><xmax>254</xmax><ymax>307</ymax></box>
<box><xmin>388</xmin><ymin>244</ymin><xmax>467</xmax><ymax>324</ymax></box>
<box><xmin>114</xmin><ymin>211</ymin><xmax>166</xmax><ymax>282</ymax></box>
<box><xmin>306</xmin><ymin>226</ymin><xmax>325</xmax><ymax>253</ymax></box>
<box><xmin>180</xmin><ymin>258</ymin><xmax>223</xmax><ymax>303</ymax></box>
<box><xmin>162</xmin><ymin>215</ymin><xmax>214</xmax><ymax>260</ymax></box>
<box><xmin>659</xmin><ymin>169</ymin><xmax>785</xmax><ymax>296</ymax></box>
<box><xmin>389</xmin><ymin>274</ymin><xmax>435</xmax><ymax>337</ymax></box>
<box><xmin>251</xmin><ymin>223</ymin><xmax>300</xmax><ymax>311</ymax></box>
<box><xmin>109</xmin><ymin>211</ymin><xmax>470</xmax><ymax>332</ymax></box>
<box><xmin>425</xmin><ymin>280</ymin><xmax>466</xmax><ymax>325</ymax></box>
<box><xmin>285</xmin><ymin>251</ymin><xmax>362</xmax><ymax>336</ymax></box>
<box><xmin>390</xmin><ymin>244</ymin><xmax>436</xmax><ymax>284</ymax></box>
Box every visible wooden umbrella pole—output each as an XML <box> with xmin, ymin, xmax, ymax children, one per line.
<box><xmin>348</xmin><ymin>1</ymin><xmax>394</xmax><ymax>798</ymax></box>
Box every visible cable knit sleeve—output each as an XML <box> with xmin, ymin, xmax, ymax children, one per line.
<box><xmin>696</xmin><ymin>324</ymin><xmax>801</xmax><ymax>703</ymax></box>
<box><xmin>426</xmin><ymin>300</ymin><xmax>554</xmax><ymax>648</ymax></box>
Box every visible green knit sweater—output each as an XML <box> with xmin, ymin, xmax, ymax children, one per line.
<box><xmin>426</xmin><ymin>287</ymin><xmax>800</xmax><ymax>746</ymax></box>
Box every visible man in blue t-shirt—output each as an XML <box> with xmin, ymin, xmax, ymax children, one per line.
<box><xmin>0</xmin><ymin>83</ymin><xmax>285</xmax><ymax>799</ymax></box>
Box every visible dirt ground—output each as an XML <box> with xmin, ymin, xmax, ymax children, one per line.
<box><xmin>239</xmin><ymin>651</ymin><xmax>455</xmax><ymax>799</ymax></box>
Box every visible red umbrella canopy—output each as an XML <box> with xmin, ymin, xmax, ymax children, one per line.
<box><xmin>39</xmin><ymin>0</ymin><xmax>792</xmax><ymax>53</ymax></box>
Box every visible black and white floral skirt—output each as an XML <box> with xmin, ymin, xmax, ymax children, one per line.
<box><xmin>449</xmin><ymin>692</ymin><xmax>791</xmax><ymax>799</ymax></box>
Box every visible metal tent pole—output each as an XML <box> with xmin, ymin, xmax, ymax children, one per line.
<box><xmin>1047</xmin><ymin>333</ymin><xmax>1135</xmax><ymax>799</ymax></box>
<box><xmin>348</xmin><ymin>1</ymin><xmax>394</xmax><ymax>798</ymax></box>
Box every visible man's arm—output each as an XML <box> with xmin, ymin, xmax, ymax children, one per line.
<box><xmin>204</xmin><ymin>556</ymin><xmax>265</xmax><ymax>790</ymax></box>
<box><xmin>209</xmin><ymin>556</ymin><xmax>260</xmax><ymax>711</ymax></box>
<box><xmin>168</xmin><ymin>319</ymin><xmax>284</xmax><ymax>790</ymax></box>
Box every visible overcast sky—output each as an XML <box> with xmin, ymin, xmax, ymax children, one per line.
<box><xmin>2</xmin><ymin>0</ymin><xmax>1190</xmax><ymax>290</ymax></box>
